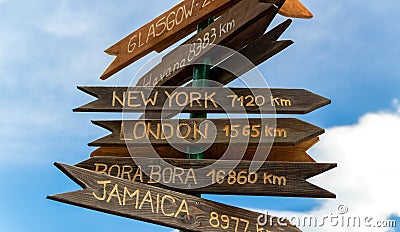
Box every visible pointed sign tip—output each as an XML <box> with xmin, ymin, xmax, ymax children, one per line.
<box><xmin>54</xmin><ymin>162</ymin><xmax>64</xmax><ymax>170</ymax></box>
<box><xmin>54</xmin><ymin>162</ymin><xmax>74</xmax><ymax>178</ymax></box>
<box><xmin>104</xmin><ymin>45</ymin><xmax>119</xmax><ymax>56</ymax></box>
<box><xmin>278</xmin><ymin>0</ymin><xmax>314</xmax><ymax>19</ymax></box>
<box><xmin>279</xmin><ymin>10</ymin><xmax>313</xmax><ymax>19</ymax></box>
<box><xmin>72</xmin><ymin>107</ymin><xmax>80</xmax><ymax>112</ymax></box>
<box><xmin>46</xmin><ymin>194</ymin><xmax>63</xmax><ymax>202</ymax></box>
<box><xmin>100</xmin><ymin>71</ymin><xmax>111</xmax><ymax>80</ymax></box>
<box><xmin>100</xmin><ymin>57</ymin><xmax>122</xmax><ymax>80</ymax></box>
<box><xmin>53</xmin><ymin>163</ymin><xmax>89</xmax><ymax>189</ymax></box>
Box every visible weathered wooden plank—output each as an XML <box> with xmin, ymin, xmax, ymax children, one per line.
<box><xmin>48</xmin><ymin>163</ymin><xmax>302</xmax><ymax>232</ymax></box>
<box><xmin>135</xmin><ymin>0</ymin><xmax>279</xmax><ymax>87</ymax></box>
<box><xmin>75</xmin><ymin>157</ymin><xmax>336</xmax><ymax>198</ymax></box>
<box><xmin>262</xmin><ymin>0</ymin><xmax>313</xmax><ymax>18</ymax></box>
<box><xmin>177</xmin><ymin>19</ymin><xmax>293</xmax><ymax>88</ymax></box>
<box><xmin>155</xmin><ymin>18</ymin><xmax>293</xmax><ymax>87</ymax></box>
<box><xmin>280</xmin><ymin>0</ymin><xmax>313</xmax><ymax>18</ymax></box>
<box><xmin>90</xmin><ymin>137</ymin><xmax>318</xmax><ymax>162</ymax></box>
<box><xmin>140</xmin><ymin>20</ymin><xmax>294</xmax><ymax>119</ymax></box>
<box><xmin>89</xmin><ymin>118</ymin><xmax>324</xmax><ymax>147</ymax></box>
<box><xmin>137</xmin><ymin>9</ymin><xmax>292</xmax><ymax>91</ymax></box>
<box><xmin>141</xmin><ymin>14</ymin><xmax>278</xmax><ymax>90</ymax></box>
<box><xmin>74</xmin><ymin>87</ymin><xmax>331</xmax><ymax>114</ymax></box>
<box><xmin>100</xmin><ymin>0</ymin><xmax>244</xmax><ymax>80</ymax></box>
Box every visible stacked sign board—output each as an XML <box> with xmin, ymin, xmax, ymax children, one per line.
<box><xmin>48</xmin><ymin>0</ymin><xmax>336</xmax><ymax>231</ymax></box>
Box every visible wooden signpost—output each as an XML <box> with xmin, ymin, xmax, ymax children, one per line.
<box><xmin>48</xmin><ymin>163</ymin><xmax>302</xmax><ymax>232</ymax></box>
<box><xmin>261</xmin><ymin>0</ymin><xmax>313</xmax><ymax>18</ymax></box>
<box><xmin>48</xmin><ymin>1</ymin><xmax>336</xmax><ymax>231</ymax></box>
<box><xmin>153</xmin><ymin>19</ymin><xmax>294</xmax><ymax>89</ymax></box>
<box><xmin>74</xmin><ymin>87</ymin><xmax>331</xmax><ymax>114</ymax></box>
<box><xmin>75</xmin><ymin>157</ymin><xmax>336</xmax><ymax>198</ymax></box>
<box><xmin>89</xmin><ymin>118</ymin><xmax>324</xmax><ymax>147</ymax></box>
<box><xmin>101</xmin><ymin>0</ymin><xmax>314</xmax><ymax>80</ymax></box>
<box><xmin>135</xmin><ymin>0</ymin><xmax>279</xmax><ymax>87</ymax></box>
<box><xmin>100</xmin><ymin>0</ymin><xmax>243</xmax><ymax>80</ymax></box>
<box><xmin>90</xmin><ymin>137</ymin><xmax>319</xmax><ymax>162</ymax></box>
<box><xmin>134</xmin><ymin>0</ymin><xmax>288</xmax><ymax>88</ymax></box>
<box><xmin>102</xmin><ymin>0</ymin><xmax>274</xmax><ymax>80</ymax></box>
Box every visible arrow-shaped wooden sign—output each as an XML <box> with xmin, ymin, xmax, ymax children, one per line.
<box><xmin>89</xmin><ymin>118</ymin><xmax>324</xmax><ymax>147</ymax></box>
<box><xmin>75</xmin><ymin>157</ymin><xmax>336</xmax><ymax>198</ymax></box>
<box><xmin>151</xmin><ymin>20</ymin><xmax>294</xmax><ymax>88</ymax></box>
<box><xmin>207</xmin><ymin>21</ymin><xmax>293</xmax><ymax>86</ymax></box>
<box><xmin>90</xmin><ymin>137</ymin><xmax>319</xmax><ymax>163</ymax></box>
<box><xmin>262</xmin><ymin>0</ymin><xmax>313</xmax><ymax>18</ymax></box>
<box><xmin>48</xmin><ymin>163</ymin><xmax>302</xmax><ymax>232</ymax></box>
<box><xmin>102</xmin><ymin>0</ymin><xmax>277</xmax><ymax>80</ymax></box>
<box><xmin>135</xmin><ymin>0</ymin><xmax>285</xmax><ymax>87</ymax></box>
<box><xmin>158</xmin><ymin>18</ymin><xmax>288</xmax><ymax>87</ymax></box>
<box><xmin>74</xmin><ymin>87</ymin><xmax>330</xmax><ymax>114</ymax></box>
<box><xmin>100</xmin><ymin>0</ymin><xmax>244</xmax><ymax>80</ymax></box>
<box><xmin>138</xmin><ymin>20</ymin><xmax>294</xmax><ymax>120</ymax></box>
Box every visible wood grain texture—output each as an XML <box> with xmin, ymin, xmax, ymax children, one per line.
<box><xmin>136</xmin><ymin>2</ymin><xmax>284</xmax><ymax>89</ymax></box>
<box><xmin>75</xmin><ymin>157</ymin><xmax>336</xmax><ymax>198</ymax></box>
<box><xmin>100</xmin><ymin>0</ymin><xmax>243</xmax><ymax>80</ymax></box>
<box><xmin>261</xmin><ymin>0</ymin><xmax>312</xmax><ymax>18</ymax></box>
<box><xmin>135</xmin><ymin>0</ymin><xmax>278</xmax><ymax>87</ymax></box>
<box><xmin>90</xmin><ymin>137</ymin><xmax>319</xmax><ymax>163</ymax></box>
<box><xmin>140</xmin><ymin>20</ymin><xmax>294</xmax><ymax>119</ymax></box>
<box><xmin>74</xmin><ymin>87</ymin><xmax>330</xmax><ymax>114</ymax></box>
<box><xmin>89</xmin><ymin>118</ymin><xmax>324</xmax><ymax>147</ymax></box>
<box><xmin>279</xmin><ymin>0</ymin><xmax>313</xmax><ymax>18</ymax></box>
<box><xmin>48</xmin><ymin>163</ymin><xmax>302</xmax><ymax>232</ymax></box>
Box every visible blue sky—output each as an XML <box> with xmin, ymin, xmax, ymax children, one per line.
<box><xmin>1</xmin><ymin>0</ymin><xmax>399</xmax><ymax>231</ymax></box>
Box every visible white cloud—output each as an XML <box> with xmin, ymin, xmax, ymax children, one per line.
<box><xmin>392</xmin><ymin>98</ymin><xmax>400</xmax><ymax>113</ymax></box>
<box><xmin>251</xmin><ymin>106</ymin><xmax>400</xmax><ymax>231</ymax></box>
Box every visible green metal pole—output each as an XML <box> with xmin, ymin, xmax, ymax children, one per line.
<box><xmin>181</xmin><ymin>17</ymin><xmax>214</xmax><ymax>232</ymax></box>
<box><xmin>187</xmin><ymin>17</ymin><xmax>214</xmax><ymax>159</ymax></box>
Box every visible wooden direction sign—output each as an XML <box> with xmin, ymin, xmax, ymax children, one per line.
<box><xmin>135</xmin><ymin>0</ymin><xmax>280</xmax><ymax>87</ymax></box>
<box><xmin>262</xmin><ymin>0</ymin><xmax>313</xmax><ymax>19</ymax></box>
<box><xmin>162</xmin><ymin>19</ymin><xmax>293</xmax><ymax>88</ymax></box>
<box><xmin>48</xmin><ymin>163</ymin><xmax>302</xmax><ymax>232</ymax></box>
<box><xmin>207</xmin><ymin>20</ymin><xmax>293</xmax><ymax>86</ymax></box>
<box><xmin>136</xmin><ymin>19</ymin><xmax>293</xmax><ymax>93</ymax></box>
<box><xmin>279</xmin><ymin>0</ymin><xmax>313</xmax><ymax>18</ymax></box>
<box><xmin>76</xmin><ymin>157</ymin><xmax>337</xmax><ymax>198</ymax></box>
<box><xmin>74</xmin><ymin>87</ymin><xmax>331</xmax><ymax>114</ymax></box>
<box><xmin>100</xmin><ymin>0</ymin><xmax>243</xmax><ymax>80</ymax></box>
<box><xmin>89</xmin><ymin>118</ymin><xmax>324</xmax><ymax>147</ymax></box>
<box><xmin>90</xmin><ymin>137</ymin><xmax>320</xmax><ymax>163</ymax></box>
<box><xmin>137</xmin><ymin>20</ymin><xmax>294</xmax><ymax>120</ymax></box>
